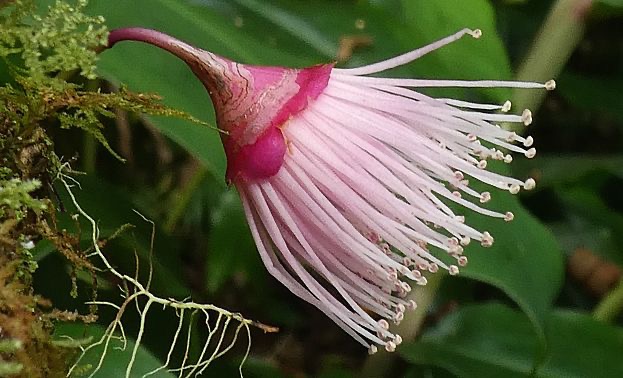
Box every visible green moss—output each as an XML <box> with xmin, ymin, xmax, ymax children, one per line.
<box><xmin>0</xmin><ymin>177</ymin><xmax>46</xmax><ymax>220</ymax></box>
<box><xmin>0</xmin><ymin>0</ymin><xmax>107</xmax><ymax>87</ymax></box>
<box><xmin>0</xmin><ymin>1</ymin><xmax>217</xmax><ymax>376</ymax></box>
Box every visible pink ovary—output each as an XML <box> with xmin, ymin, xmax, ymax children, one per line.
<box><xmin>224</xmin><ymin>126</ymin><xmax>287</xmax><ymax>182</ymax></box>
<box><xmin>213</xmin><ymin>62</ymin><xmax>333</xmax><ymax>182</ymax></box>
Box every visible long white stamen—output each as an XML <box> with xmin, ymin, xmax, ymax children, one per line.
<box><xmin>333</xmin><ymin>74</ymin><xmax>554</xmax><ymax>90</ymax></box>
<box><xmin>334</xmin><ymin>28</ymin><xmax>481</xmax><ymax>76</ymax></box>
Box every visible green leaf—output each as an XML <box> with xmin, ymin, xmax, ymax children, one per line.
<box><xmin>596</xmin><ymin>0</ymin><xmax>623</xmax><ymax>8</ymax></box>
<box><xmin>229</xmin><ymin>0</ymin><xmax>339</xmax><ymax>59</ymax></box>
<box><xmin>400</xmin><ymin>303</ymin><xmax>623</xmax><ymax>378</ymax></box>
<box><xmin>539</xmin><ymin>311</ymin><xmax>623</xmax><ymax>377</ymax></box>
<box><xmin>558</xmin><ymin>72</ymin><xmax>623</xmax><ymax>122</ymax></box>
<box><xmin>55</xmin><ymin>322</ymin><xmax>175</xmax><ymax>378</ymax></box>
<box><xmin>222</xmin><ymin>0</ymin><xmax>406</xmax><ymax>67</ymax></box>
<box><xmin>460</xmin><ymin>165</ymin><xmax>564</xmax><ymax>342</ymax></box>
<box><xmin>32</xmin><ymin>239</ymin><xmax>55</xmax><ymax>261</ymax></box>
<box><xmin>402</xmin><ymin>304</ymin><xmax>536</xmax><ymax>377</ymax></box>
<box><xmin>513</xmin><ymin>155</ymin><xmax>623</xmax><ymax>188</ymax></box>
<box><xmin>558</xmin><ymin>186</ymin><xmax>623</xmax><ymax>265</ymax></box>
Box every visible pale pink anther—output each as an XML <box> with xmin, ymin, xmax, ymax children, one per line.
<box><xmin>107</xmin><ymin>27</ymin><xmax>554</xmax><ymax>351</ymax></box>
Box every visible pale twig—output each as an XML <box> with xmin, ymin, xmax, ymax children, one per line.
<box><xmin>58</xmin><ymin>166</ymin><xmax>278</xmax><ymax>378</ymax></box>
<box><xmin>239</xmin><ymin>324</ymin><xmax>252</xmax><ymax>377</ymax></box>
<box><xmin>183</xmin><ymin>311</ymin><xmax>214</xmax><ymax>377</ymax></box>
<box><xmin>126</xmin><ymin>299</ymin><xmax>153</xmax><ymax>378</ymax></box>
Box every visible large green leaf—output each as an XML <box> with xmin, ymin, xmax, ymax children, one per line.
<box><xmin>539</xmin><ymin>311</ymin><xmax>623</xmax><ymax>377</ymax></box>
<box><xmin>228</xmin><ymin>0</ymin><xmax>340</xmax><ymax>59</ymax></box>
<box><xmin>460</xmin><ymin>182</ymin><xmax>564</xmax><ymax>341</ymax></box>
<box><xmin>558</xmin><ymin>72</ymin><xmax>623</xmax><ymax>122</ymax></box>
<box><xmin>513</xmin><ymin>155</ymin><xmax>623</xmax><ymax>188</ymax></box>
<box><xmin>401</xmin><ymin>303</ymin><xmax>623</xmax><ymax>378</ymax></box>
<box><xmin>596</xmin><ymin>0</ymin><xmax>623</xmax><ymax>8</ymax></box>
<box><xmin>558</xmin><ymin>186</ymin><xmax>623</xmax><ymax>265</ymax></box>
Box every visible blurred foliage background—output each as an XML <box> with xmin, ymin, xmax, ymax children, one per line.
<box><xmin>3</xmin><ymin>0</ymin><xmax>623</xmax><ymax>376</ymax></box>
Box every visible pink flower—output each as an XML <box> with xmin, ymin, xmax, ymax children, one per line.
<box><xmin>108</xmin><ymin>28</ymin><xmax>554</xmax><ymax>352</ymax></box>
